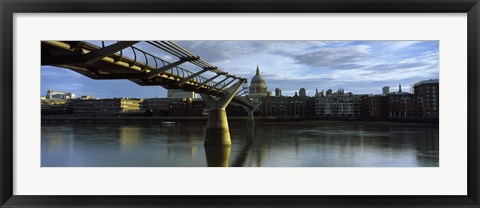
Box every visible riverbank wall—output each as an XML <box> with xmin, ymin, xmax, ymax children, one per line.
<box><xmin>41</xmin><ymin>115</ymin><xmax>438</xmax><ymax>124</ymax></box>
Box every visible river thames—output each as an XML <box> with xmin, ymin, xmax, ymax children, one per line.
<box><xmin>41</xmin><ymin>120</ymin><xmax>439</xmax><ymax>167</ymax></box>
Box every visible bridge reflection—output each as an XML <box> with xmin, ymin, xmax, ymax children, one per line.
<box><xmin>204</xmin><ymin>146</ymin><xmax>231</xmax><ymax>167</ymax></box>
<box><xmin>205</xmin><ymin>122</ymin><xmax>255</xmax><ymax>167</ymax></box>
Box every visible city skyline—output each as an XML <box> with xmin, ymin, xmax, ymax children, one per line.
<box><xmin>41</xmin><ymin>40</ymin><xmax>439</xmax><ymax>98</ymax></box>
<box><xmin>40</xmin><ymin>80</ymin><xmax>427</xmax><ymax>99</ymax></box>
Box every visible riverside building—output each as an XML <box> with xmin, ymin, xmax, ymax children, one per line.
<box><xmin>315</xmin><ymin>89</ymin><xmax>365</xmax><ymax>119</ymax></box>
<box><xmin>413</xmin><ymin>79</ymin><xmax>439</xmax><ymax>119</ymax></box>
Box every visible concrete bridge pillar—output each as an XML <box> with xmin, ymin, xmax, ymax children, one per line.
<box><xmin>200</xmin><ymin>79</ymin><xmax>245</xmax><ymax>146</ymax></box>
<box><xmin>243</xmin><ymin>104</ymin><xmax>259</xmax><ymax>127</ymax></box>
<box><xmin>204</xmin><ymin>108</ymin><xmax>231</xmax><ymax>145</ymax></box>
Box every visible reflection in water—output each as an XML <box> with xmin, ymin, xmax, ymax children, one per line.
<box><xmin>120</xmin><ymin>126</ymin><xmax>141</xmax><ymax>152</ymax></box>
<box><xmin>41</xmin><ymin>121</ymin><xmax>439</xmax><ymax>167</ymax></box>
<box><xmin>204</xmin><ymin>146</ymin><xmax>231</xmax><ymax>167</ymax></box>
<box><xmin>43</xmin><ymin>126</ymin><xmax>74</xmax><ymax>155</ymax></box>
<box><xmin>231</xmin><ymin>125</ymin><xmax>254</xmax><ymax>167</ymax></box>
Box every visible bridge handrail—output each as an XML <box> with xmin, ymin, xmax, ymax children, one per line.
<box><xmin>147</xmin><ymin>41</ymin><xmax>245</xmax><ymax>80</ymax></box>
<box><xmin>92</xmin><ymin>41</ymin><xmax>221</xmax><ymax>90</ymax></box>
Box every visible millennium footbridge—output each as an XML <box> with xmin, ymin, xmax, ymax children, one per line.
<box><xmin>41</xmin><ymin>41</ymin><xmax>258</xmax><ymax>146</ymax></box>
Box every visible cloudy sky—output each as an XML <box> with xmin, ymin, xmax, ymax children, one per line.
<box><xmin>41</xmin><ymin>40</ymin><xmax>439</xmax><ymax>98</ymax></box>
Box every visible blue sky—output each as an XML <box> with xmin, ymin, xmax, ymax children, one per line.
<box><xmin>41</xmin><ymin>40</ymin><xmax>439</xmax><ymax>98</ymax></box>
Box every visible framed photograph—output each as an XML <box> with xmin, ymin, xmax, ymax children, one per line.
<box><xmin>1</xmin><ymin>0</ymin><xmax>479</xmax><ymax>207</ymax></box>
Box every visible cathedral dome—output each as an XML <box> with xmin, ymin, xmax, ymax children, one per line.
<box><xmin>250</xmin><ymin>65</ymin><xmax>266</xmax><ymax>87</ymax></box>
<box><xmin>249</xmin><ymin>65</ymin><xmax>268</xmax><ymax>99</ymax></box>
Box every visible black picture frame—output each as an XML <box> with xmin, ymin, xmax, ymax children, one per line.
<box><xmin>1</xmin><ymin>0</ymin><xmax>479</xmax><ymax>207</ymax></box>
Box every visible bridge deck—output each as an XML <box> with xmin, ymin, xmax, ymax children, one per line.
<box><xmin>41</xmin><ymin>41</ymin><xmax>254</xmax><ymax>109</ymax></box>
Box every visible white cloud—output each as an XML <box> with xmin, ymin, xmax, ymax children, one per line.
<box><xmin>41</xmin><ymin>66</ymin><xmax>83</xmax><ymax>78</ymax></box>
<box><xmin>42</xmin><ymin>40</ymin><xmax>439</xmax><ymax>97</ymax></box>
<box><xmin>48</xmin><ymin>83</ymin><xmax>84</xmax><ymax>92</ymax></box>
<box><xmin>387</xmin><ymin>41</ymin><xmax>422</xmax><ymax>51</ymax></box>
<box><xmin>293</xmin><ymin>45</ymin><xmax>372</xmax><ymax>67</ymax></box>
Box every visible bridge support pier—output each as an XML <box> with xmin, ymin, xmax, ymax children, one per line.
<box><xmin>243</xmin><ymin>104</ymin><xmax>258</xmax><ymax>127</ymax></box>
<box><xmin>204</xmin><ymin>108</ymin><xmax>231</xmax><ymax>145</ymax></box>
<box><xmin>200</xmin><ymin>80</ymin><xmax>245</xmax><ymax>146</ymax></box>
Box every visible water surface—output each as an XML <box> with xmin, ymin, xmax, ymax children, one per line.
<box><xmin>41</xmin><ymin>120</ymin><xmax>439</xmax><ymax>167</ymax></box>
